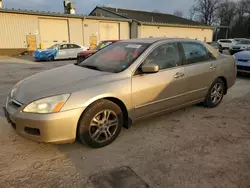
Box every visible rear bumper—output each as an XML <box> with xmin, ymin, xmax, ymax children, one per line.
<box><xmin>4</xmin><ymin>101</ymin><xmax>84</xmax><ymax>144</ymax></box>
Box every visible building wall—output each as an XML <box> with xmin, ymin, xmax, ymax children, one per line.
<box><xmin>82</xmin><ymin>19</ymin><xmax>130</xmax><ymax>47</ymax></box>
<box><xmin>119</xmin><ymin>22</ymin><xmax>130</xmax><ymax>39</ymax></box>
<box><xmin>39</xmin><ymin>18</ymin><xmax>69</xmax><ymax>49</ymax></box>
<box><xmin>0</xmin><ymin>12</ymin><xmax>131</xmax><ymax>55</ymax></box>
<box><xmin>68</xmin><ymin>18</ymin><xmax>84</xmax><ymax>46</ymax></box>
<box><xmin>140</xmin><ymin>25</ymin><xmax>213</xmax><ymax>42</ymax></box>
<box><xmin>0</xmin><ymin>13</ymin><xmax>39</xmax><ymax>49</ymax></box>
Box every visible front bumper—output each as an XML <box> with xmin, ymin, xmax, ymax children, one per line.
<box><xmin>229</xmin><ymin>49</ymin><xmax>243</xmax><ymax>54</ymax></box>
<box><xmin>33</xmin><ymin>56</ymin><xmax>49</xmax><ymax>61</ymax></box>
<box><xmin>236</xmin><ymin>61</ymin><xmax>250</xmax><ymax>73</ymax></box>
<box><xmin>4</xmin><ymin>99</ymin><xmax>83</xmax><ymax>144</ymax></box>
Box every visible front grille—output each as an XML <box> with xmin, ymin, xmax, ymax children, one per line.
<box><xmin>25</xmin><ymin>127</ymin><xmax>40</xmax><ymax>136</ymax></box>
<box><xmin>237</xmin><ymin>65</ymin><xmax>250</xmax><ymax>71</ymax></box>
<box><xmin>233</xmin><ymin>47</ymin><xmax>241</xmax><ymax>50</ymax></box>
<box><xmin>9</xmin><ymin>99</ymin><xmax>22</xmax><ymax>109</ymax></box>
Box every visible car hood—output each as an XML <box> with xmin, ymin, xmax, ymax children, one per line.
<box><xmin>35</xmin><ymin>49</ymin><xmax>56</xmax><ymax>53</ymax></box>
<box><xmin>14</xmin><ymin>64</ymin><xmax>112</xmax><ymax>104</ymax></box>
<box><xmin>235</xmin><ymin>51</ymin><xmax>250</xmax><ymax>59</ymax></box>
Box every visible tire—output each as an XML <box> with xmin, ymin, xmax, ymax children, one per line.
<box><xmin>204</xmin><ymin>78</ymin><xmax>225</xmax><ymax>108</ymax></box>
<box><xmin>47</xmin><ymin>55</ymin><xmax>54</xmax><ymax>61</ymax></box>
<box><xmin>77</xmin><ymin>99</ymin><xmax>123</xmax><ymax>148</ymax></box>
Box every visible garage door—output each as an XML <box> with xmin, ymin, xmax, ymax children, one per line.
<box><xmin>39</xmin><ymin>18</ymin><xmax>69</xmax><ymax>49</ymax></box>
<box><xmin>99</xmin><ymin>22</ymin><xmax>119</xmax><ymax>41</ymax></box>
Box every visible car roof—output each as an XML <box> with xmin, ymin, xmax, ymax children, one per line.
<box><xmin>120</xmin><ymin>37</ymin><xmax>203</xmax><ymax>44</ymax></box>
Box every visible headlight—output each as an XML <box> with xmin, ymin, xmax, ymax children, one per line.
<box><xmin>241</xmin><ymin>46</ymin><xmax>247</xmax><ymax>49</ymax></box>
<box><xmin>23</xmin><ymin>94</ymin><xmax>70</xmax><ymax>113</ymax></box>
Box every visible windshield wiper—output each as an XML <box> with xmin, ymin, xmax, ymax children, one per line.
<box><xmin>80</xmin><ymin>64</ymin><xmax>102</xmax><ymax>71</ymax></box>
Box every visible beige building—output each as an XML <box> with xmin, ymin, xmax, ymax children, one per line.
<box><xmin>0</xmin><ymin>9</ymin><xmax>131</xmax><ymax>55</ymax></box>
<box><xmin>90</xmin><ymin>6</ymin><xmax>214</xmax><ymax>42</ymax></box>
<box><xmin>0</xmin><ymin>6</ymin><xmax>214</xmax><ymax>56</ymax></box>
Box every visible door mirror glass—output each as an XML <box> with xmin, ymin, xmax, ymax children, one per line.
<box><xmin>141</xmin><ymin>63</ymin><xmax>159</xmax><ymax>73</ymax></box>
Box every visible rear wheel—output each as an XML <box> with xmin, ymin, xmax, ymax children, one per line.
<box><xmin>77</xmin><ymin>100</ymin><xmax>123</xmax><ymax>148</ymax></box>
<box><xmin>204</xmin><ymin>78</ymin><xmax>225</xmax><ymax>108</ymax></box>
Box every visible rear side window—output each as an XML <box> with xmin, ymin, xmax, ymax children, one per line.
<box><xmin>70</xmin><ymin>44</ymin><xmax>81</xmax><ymax>48</ymax></box>
<box><xmin>181</xmin><ymin>42</ymin><xmax>211</xmax><ymax>64</ymax></box>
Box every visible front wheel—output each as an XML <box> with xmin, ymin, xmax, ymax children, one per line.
<box><xmin>77</xmin><ymin>100</ymin><xmax>123</xmax><ymax>148</ymax></box>
<box><xmin>47</xmin><ymin>55</ymin><xmax>54</xmax><ymax>61</ymax></box>
<box><xmin>204</xmin><ymin>78</ymin><xmax>225</xmax><ymax>108</ymax></box>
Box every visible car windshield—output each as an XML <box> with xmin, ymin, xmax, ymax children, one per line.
<box><xmin>208</xmin><ymin>42</ymin><xmax>218</xmax><ymax>47</ymax></box>
<box><xmin>94</xmin><ymin>41</ymin><xmax>114</xmax><ymax>51</ymax></box>
<box><xmin>47</xmin><ymin>44</ymin><xmax>60</xmax><ymax>49</ymax></box>
<box><xmin>78</xmin><ymin>42</ymin><xmax>150</xmax><ymax>73</ymax></box>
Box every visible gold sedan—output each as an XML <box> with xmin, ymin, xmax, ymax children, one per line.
<box><xmin>3</xmin><ymin>38</ymin><xmax>237</xmax><ymax>148</ymax></box>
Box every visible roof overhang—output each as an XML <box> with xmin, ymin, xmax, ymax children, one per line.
<box><xmin>141</xmin><ymin>22</ymin><xmax>214</xmax><ymax>29</ymax></box>
<box><xmin>0</xmin><ymin>8</ymin><xmax>132</xmax><ymax>22</ymax></box>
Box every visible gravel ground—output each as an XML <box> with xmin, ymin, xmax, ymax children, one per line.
<box><xmin>0</xmin><ymin>56</ymin><xmax>250</xmax><ymax>188</ymax></box>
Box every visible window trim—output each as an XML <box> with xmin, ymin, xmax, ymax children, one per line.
<box><xmin>133</xmin><ymin>41</ymin><xmax>184</xmax><ymax>76</ymax></box>
<box><xmin>180</xmin><ymin>41</ymin><xmax>216</xmax><ymax>66</ymax></box>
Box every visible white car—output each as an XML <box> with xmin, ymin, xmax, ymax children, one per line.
<box><xmin>34</xmin><ymin>43</ymin><xmax>89</xmax><ymax>61</ymax></box>
<box><xmin>217</xmin><ymin>39</ymin><xmax>236</xmax><ymax>50</ymax></box>
<box><xmin>229</xmin><ymin>39</ymin><xmax>250</xmax><ymax>55</ymax></box>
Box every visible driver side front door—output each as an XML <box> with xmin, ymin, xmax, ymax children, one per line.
<box><xmin>131</xmin><ymin>42</ymin><xmax>189</xmax><ymax>119</ymax></box>
<box><xmin>57</xmin><ymin>44</ymin><xmax>69</xmax><ymax>59</ymax></box>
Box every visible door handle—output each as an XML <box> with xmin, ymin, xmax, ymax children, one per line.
<box><xmin>210</xmin><ymin>65</ymin><xmax>216</xmax><ymax>69</ymax></box>
<box><xmin>174</xmin><ymin>72</ymin><xmax>185</xmax><ymax>78</ymax></box>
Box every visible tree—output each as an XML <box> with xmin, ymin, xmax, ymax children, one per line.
<box><xmin>173</xmin><ymin>10</ymin><xmax>183</xmax><ymax>17</ymax></box>
<box><xmin>217</xmin><ymin>0</ymin><xmax>236</xmax><ymax>26</ymax></box>
<box><xmin>189</xmin><ymin>0</ymin><xmax>223</xmax><ymax>25</ymax></box>
<box><xmin>188</xmin><ymin>6</ymin><xmax>196</xmax><ymax>20</ymax></box>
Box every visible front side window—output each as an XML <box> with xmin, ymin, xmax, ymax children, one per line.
<box><xmin>143</xmin><ymin>43</ymin><xmax>181</xmax><ymax>70</ymax></box>
<box><xmin>47</xmin><ymin>44</ymin><xmax>60</xmax><ymax>49</ymax></box>
<box><xmin>78</xmin><ymin>42</ymin><xmax>150</xmax><ymax>73</ymax></box>
<box><xmin>182</xmin><ymin>42</ymin><xmax>210</xmax><ymax>64</ymax></box>
<box><xmin>59</xmin><ymin>44</ymin><xmax>69</xmax><ymax>50</ymax></box>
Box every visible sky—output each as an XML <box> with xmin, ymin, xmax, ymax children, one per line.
<box><xmin>3</xmin><ymin>0</ymin><xmax>196</xmax><ymax>16</ymax></box>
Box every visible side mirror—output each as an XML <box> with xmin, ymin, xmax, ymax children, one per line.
<box><xmin>141</xmin><ymin>63</ymin><xmax>159</xmax><ymax>73</ymax></box>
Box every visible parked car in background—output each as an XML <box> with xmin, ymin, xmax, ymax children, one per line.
<box><xmin>34</xmin><ymin>43</ymin><xmax>88</xmax><ymax>61</ymax></box>
<box><xmin>234</xmin><ymin>50</ymin><xmax>250</xmax><ymax>74</ymax></box>
<box><xmin>217</xmin><ymin>39</ymin><xmax>236</xmax><ymax>50</ymax></box>
<box><xmin>207</xmin><ymin>41</ymin><xmax>223</xmax><ymax>53</ymax></box>
<box><xmin>76</xmin><ymin>40</ymin><xmax>119</xmax><ymax>63</ymax></box>
<box><xmin>229</xmin><ymin>39</ymin><xmax>250</xmax><ymax>55</ymax></box>
<box><xmin>234</xmin><ymin>38</ymin><xmax>247</xmax><ymax>42</ymax></box>
<box><xmin>4</xmin><ymin>38</ymin><xmax>236</xmax><ymax>148</ymax></box>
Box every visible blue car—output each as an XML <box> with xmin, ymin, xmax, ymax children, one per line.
<box><xmin>33</xmin><ymin>43</ymin><xmax>88</xmax><ymax>61</ymax></box>
<box><xmin>235</xmin><ymin>51</ymin><xmax>250</xmax><ymax>74</ymax></box>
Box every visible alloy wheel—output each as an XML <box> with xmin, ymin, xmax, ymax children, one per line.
<box><xmin>89</xmin><ymin>110</ymin><xmax>119</xmax><ymax>143</ymax></box>
<box><xmin>211</xmin><ymin>83</ymin><xmax>223</xmax><ymax>104</ymax></box>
